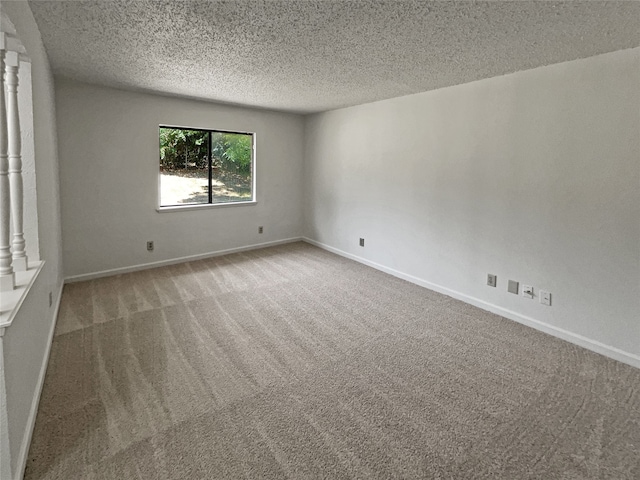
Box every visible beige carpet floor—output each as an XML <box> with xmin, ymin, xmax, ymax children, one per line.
<box><xmin>25</xmin><ymin>242</ymin><xmax>640</xmax><ymax>479</ymax></box>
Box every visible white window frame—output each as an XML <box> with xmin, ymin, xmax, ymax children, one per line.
<box><xmin>157</xmin><ymin>124</ymin><xmax>257</xmax><ymax>213</ymax></box>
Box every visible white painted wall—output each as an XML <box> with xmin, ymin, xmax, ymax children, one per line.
<box><xmin>55</xmin><ymin>80</ymin><xmax>304</xmax><ymax>278</ymax></box>
<box><xmin>1</xmin><ymin>1</ymin><xmax>64</xmax><ymax>478</ymax></box>
<box><xmin>304</xmin><ymin>48</ymin><xmax>640</xmax><ymax>364</ymax></box>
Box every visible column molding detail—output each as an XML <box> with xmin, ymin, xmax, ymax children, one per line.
<box><xmin>0</xmin><ymin>33</ymin><xmax>15</xmax><ymax>291</ymax></box>
<box><xmin>5</xmin><ymin>49</ymin><xmax>27</xmax><ymax>272</ymax></box>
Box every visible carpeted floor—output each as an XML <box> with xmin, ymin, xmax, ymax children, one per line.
<box><xmin>26</xmin><ymin>242</ymin><xmax>640</xmax><ymax>479</ymax></box>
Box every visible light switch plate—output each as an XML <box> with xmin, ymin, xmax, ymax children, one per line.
<box><xmin>508</xmin><ymin>280</ymin><xmax>519</xmax><ymax>294</ymax></box>
<box><xmin>522</xmin><ymin>285</ymin><xmax>534</xmax><ymax>299</ymax></box>
<box><xmin>487</xmin><ymin>274</ymin><xmax>497</xmax><ymax>287</ymax></box>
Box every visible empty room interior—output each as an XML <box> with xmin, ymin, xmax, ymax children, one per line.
<box><xmin>0</xmin><ymin>0</ymin><xmax>639</xmax><ymax>479</ymax></box>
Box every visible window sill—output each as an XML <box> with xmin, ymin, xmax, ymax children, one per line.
<box><xmin>0</xmin><ymin>261</ymin><xmax>45</xmax><ymax>334</ymax></box>
<box><xmin>157</xmin><ymin>201</ymin><xmax>257</xmax><ymax>213</ymax></box>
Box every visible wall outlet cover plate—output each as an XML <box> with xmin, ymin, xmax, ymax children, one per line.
<box><xmin>487</xmin><ymin>274</ymin><xmax>497</xmax><ymax>287</ymax></box>
<box><xmin>522</xmin><ymin>285</ymin><xmax>534</xmax><ymax>299</ymax></box>
<box><xmin>540</xmin><ymin>290</ymin><xmax>551</xmax><ymax>306</ymax></box>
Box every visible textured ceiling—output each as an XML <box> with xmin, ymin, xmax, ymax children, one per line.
<box><xmin>28</xmin><ymin>0</ymin><xmax>640</xmax><ymax>114</ymax></box>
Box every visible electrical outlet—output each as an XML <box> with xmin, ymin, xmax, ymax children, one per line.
<box><xmin>49</xmin><ymin>292</ymin><xmax>53</xmax><ymax>307</ymax></box>
<box><xmin>147</xmin><ymin>241</ymin><xmax>154</xmax><ymax>252</ymax></box>
<box><xmin>522</xmin><ymin>285</ymin><xmax>534</xmax><ymax>299</ymax></box>
<box><xmin>258</xmin><ymin>226</ymin><xmax>263</xmax><ymax>234</ymax></box>
<box><xmin>540</xmin><ymin>290</ymin><xmax>551</xmax><ymax>306</ymax></box>
<box><xmin>508</xmin><ymin>280</ymin><xmax>519</xmax><ymax>294</ymax></box>
<box><xmin>487</xmin><ymin>274</ymin><xmax>497</xmax><ymax>287</ymax></box>
<box><xmin>359</xmin><ymin>238</ymin><xmax>365</xmax><ymax>247</ymax></box>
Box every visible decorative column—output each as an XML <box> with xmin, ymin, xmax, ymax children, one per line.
<box><xmin>0</xmin><ymin>34</ymin><xmax>14</xmax><ymax>290</ymax></box>
<box><xmin>5</xmin><ymin>49</ymin><xmax>27</xmax><ymax>272</ymax></box>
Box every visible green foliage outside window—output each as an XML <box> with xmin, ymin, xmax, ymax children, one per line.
<box><xmin>212</xmin><ymin>132</ymin><xmax>252</xmax><ymax>174</ymax></box>
<box><xmin>160</xmin><ymin>127</ymin><xmax>252</xmax><ymax>175</ymax></box>
<box><xmin>159</xmin><ymin>128</ymin><xmax>208</xmax><ymax>170</ymax></box>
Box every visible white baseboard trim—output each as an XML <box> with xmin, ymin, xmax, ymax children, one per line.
<box><xmin>14</xmin><ymin>281</ymin><xmax>64</xmax><ymax>480</ymax></box>
<box><xmin>303</xmin><ymin>237</ymin><xmax>640</xmax><ymax>370</ymax></box>
<box><xmin>65</xmin><ymin>237</ymin><xmax>304</xmax><ymax>283</ymax></box>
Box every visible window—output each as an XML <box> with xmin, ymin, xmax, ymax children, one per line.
<box><xmin>159</xmin><ymin>126</ymin><xmax>255</xmax><ymax>208</ymax></box>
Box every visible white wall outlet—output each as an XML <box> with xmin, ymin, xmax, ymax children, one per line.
<box><xmin>147</xmin><ymin>241</ymin><xmax>154</xmax><ymax>252</ymax></box>
<box><xmin>522</xmin><ymin>285</ymin><xmax>533</xmax><ymax>299</ymax></box>
<box><xmin>540</xmin><ymin>290</ymin><xmax>551</xmax><ymax>306</ymax></box>
<box><xmin>487</xmin><ymin>274</ymin><xmax>497</xmax><ymax>287</ymax></box>
<box><xmin>359</xmin><ymin>238</ymin><xmax>365</xmax><ymax>247</ymax></box>
<box><xmin>258</xmin><ymin>226</ymin><xmax>264</xmax><ymax>234</ymax></box>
